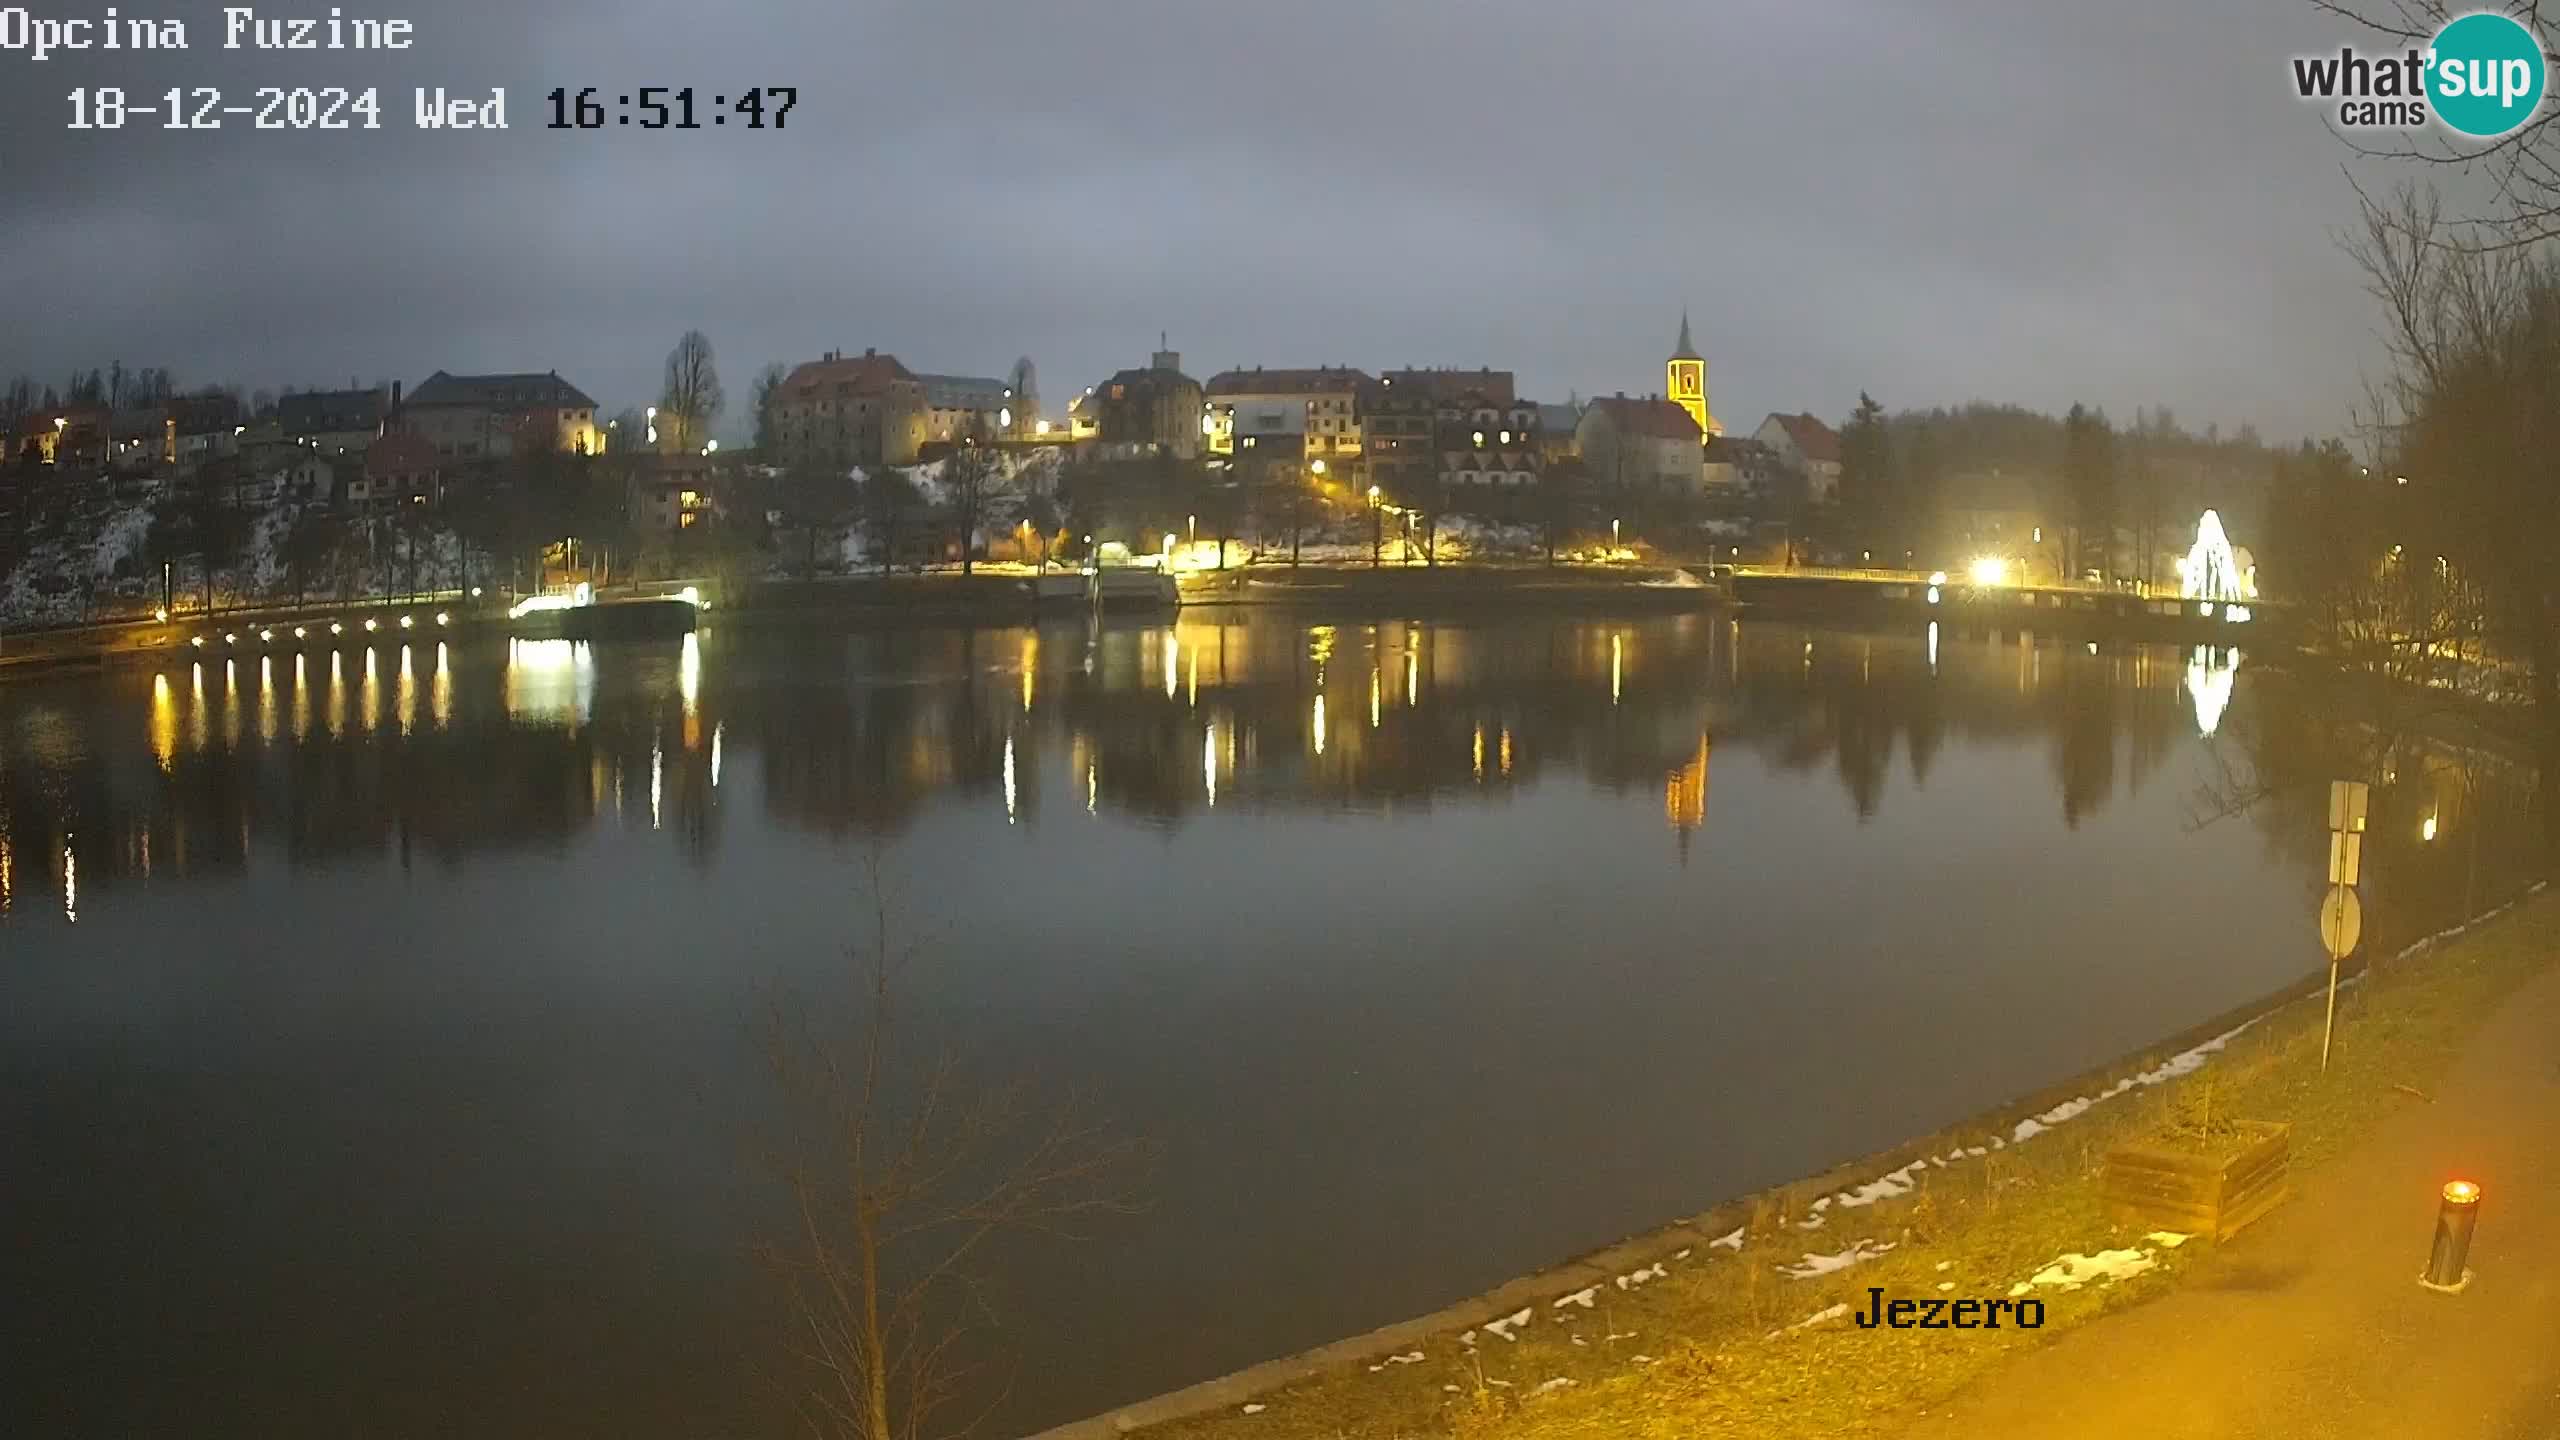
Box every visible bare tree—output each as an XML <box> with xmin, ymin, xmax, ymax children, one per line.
<box><xmin>940</xmin><ymin>416</ymin><xmax>1017</xmax><ymax>577</ymax></box>
<box><xmin>2309</xmin><ymin>1</ymin><xmax>2560</xmax><ymax>245</ymax></box>
<box><xmin>660</xmin><ymin>330</ymin><xmax>727</xmax><ymax>454</ymax></box>
<box><xmin>757</xmin><ymin>860</ymin><xmax>1147</xmax><ymax>1440</ymax></box>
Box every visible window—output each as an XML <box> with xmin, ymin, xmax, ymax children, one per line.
<box><xmin>1472</xmin><ymin>431</ymin><xmax>1485</xmax><ymax>447</ymax></box>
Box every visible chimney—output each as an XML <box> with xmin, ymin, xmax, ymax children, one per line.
<box><xmin>391</xmin><ymin>380</ymin><xmax>402</xmax><ymax>416</ymax></box>
<box><xmin>864</xmin><ymin>347</ymin><xmax>876</xmax><ymax>359</ymax></box>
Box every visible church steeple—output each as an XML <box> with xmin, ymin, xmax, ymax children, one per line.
<box><xmin>1667</xmin><ymin>309</ymin><xmax>1713</xmax><ymax>436</ymax></box>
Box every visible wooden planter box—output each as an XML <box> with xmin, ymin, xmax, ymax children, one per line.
<box><xmin>2101</xmin><ymin>1121</ymin><xmax>2290</xmax><ymax>1241</ymax></box>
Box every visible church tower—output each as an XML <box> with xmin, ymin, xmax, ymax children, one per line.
<box><xmin>1667</xmin><ymin>310</ymin><xmax>1714</xmax><ymax>436</ymax></box>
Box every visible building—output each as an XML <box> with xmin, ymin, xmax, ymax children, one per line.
<box><xmin>1700</xmin><ymin>435</ymin><xmax>1781</xmax><ymax>494</ymax></box>
<box><xmin>1667</xmin><ymin>313</ymin><xmax>1717</xmax><ymax>437</ymax></box>
<box><xmin>401</xmin><ymin>371</ymin><xmax>600</xmax><ymax>460</ymax></box>
<box><xmin>352</xmin><ymin>431</ymin><xmax>444</xmax><ymax>509</ymax></box>
<box><xmin>770</xmin><ymin>349</ymin><xmax>928</xmax><ymax>468</ymax></box>
<box><xmin>278</xmin><ymin>387</ymin><xmax>389</xmax><ymax>453</ymax></box>
<box><xmin>1361</xmin><ymin>370</ymin><xmax>1539</xmax><ymax>501</ymax></box>
<box><xmin>1537</xmin><ymin>401</ymin><xmax>1583</xmax><ymax>465</ymax></box>
<box><xmin>1087</xmin><ymin>341</ymin><xmax>1202</xmax><ymax>461</ymax></box>
<box><xmin>1754</xmin><ymin>412</ymin><xmax>1844</xmax><ymax>503</ymax></box>
<box><xmin>170</xmin><ymin>392</ymin><xmax>245</xmax><ymax>466</ymax></box>
<box><xmin>1578</xmin><ymin>395</ymin><xmax>1705</xmax><ymax>494</ymax></box>
<box><xmin>916</xmin><ymin>359</ymin><xmax>1037</xmax><ymax>443</ymax></box>
<box><xmin>1202</xmin><ymin>366</ymin><xmax>1371</xmax><ymax>470</ymax></box>
<box><xmin>626</xmin><ymin>452</ymin><xmax>720</xmax><ymax>532</ymax></box>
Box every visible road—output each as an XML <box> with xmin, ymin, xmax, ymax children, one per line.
<box><xmin>1891</xmin><ymin>960</ymin><xmax>2560</xmax><ymax>1439</ymax></box>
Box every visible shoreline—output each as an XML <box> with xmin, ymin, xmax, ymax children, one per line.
<box><xmin>0</xmin><ymin>565</ymin><xmax>1719</xmax><ymax>676</ymax></box>
<box><xmin>1021</xmin><ymin>883</ymin><xmax>2551</xmax><ymax>1439</ymax></box>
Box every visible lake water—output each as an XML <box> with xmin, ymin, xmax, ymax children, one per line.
<box><xmin>0</xmin><ymin>610</ymin><xmax>2521</xmax><ymax>1436</ymax></box>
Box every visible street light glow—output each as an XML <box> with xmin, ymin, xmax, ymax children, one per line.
<box><xmin>1968</xmin><ymin>555</ymin><xmax>2007</xmax><ymax>586</ymax></box>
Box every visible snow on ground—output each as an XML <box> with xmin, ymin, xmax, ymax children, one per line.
<box><xmin>1480</xmin><ymin>1307</ymin><xmax>1534</xmax><ymax>1342</ymax></box>
<box><xmin>1779</xmin><ymin>1237</ymin><xmax>1896</xmax><ymax>1279</ymax></box>
<box><xmin>2009</xmin><ymin>1246</ymin><xmax>2161</xmax><ymax>1295</ymax></box>
<box><xmin>1552</xmin><ymin>1285</ymin><xmax>1600</xmax><ymax>1311</ymax></box>
<box><xmin>1768</xmin><ymin>1301</ymin><xmax>1854</xmax><ymax>1339</ymax></box>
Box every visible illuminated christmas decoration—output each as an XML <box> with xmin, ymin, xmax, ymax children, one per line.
<box><xmin>2176</xmin><ymin>510</ymin><xmax>2250</xmax><ymax>604</ymax></box>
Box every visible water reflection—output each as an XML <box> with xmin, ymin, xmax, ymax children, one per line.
<box><xmin>0</xmin><ymin>617</ymin><xmax>2533</xmax><ymax>949</ymax></box>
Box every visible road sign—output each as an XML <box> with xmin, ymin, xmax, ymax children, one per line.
<box><xmin>2320</xmin><ymin>883</ymin><xmax>2363</xmax><ymax>960</ymax></box>
<box><xmin>2329</xmin><ymin>830</ymin><xmax>2364</xmax><ymax>887</ymax></box>
<box><xmin>2330</xmin><ymin>779</ymin><xmax>2370</xmax><ymax>835</ymax></box>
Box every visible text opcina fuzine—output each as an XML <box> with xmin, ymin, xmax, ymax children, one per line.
<box><xmin>1</xmin><ymin>7</ymin><xmax>418</xmax><ymax>63</ymax></box>
<box><xmin>1853</xmin><ymin>1288</ymin><xmax>2045</xmax><ymax>1330</ymax></box>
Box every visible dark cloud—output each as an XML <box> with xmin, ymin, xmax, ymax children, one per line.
<box><xmin>0</xmin><ymin>0</ymin><xmax>2418</xmax><ymax>439</ymax></box>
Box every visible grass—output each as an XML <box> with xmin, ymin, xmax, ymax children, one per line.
<box><xmin>1135</xmin><ymin>891</ymin><xmax>2559</xmax><ymax>1440</ymax></box>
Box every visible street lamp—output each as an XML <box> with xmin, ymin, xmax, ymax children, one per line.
<box><xmin>1612</xmin><ymin>516</ymin><xmax>1621</xmax><ymax>553</ymax></box>
<box><xmin>1369</xmin><ymin>484</ymin><xmax>1383</xmax><ymax>568</ymax></box>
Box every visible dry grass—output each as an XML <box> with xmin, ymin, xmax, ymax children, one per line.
<box><xmin>1136</xmin><ymin>893</ymin><xmax>2558</xmax><ymax>1440</ymax></box>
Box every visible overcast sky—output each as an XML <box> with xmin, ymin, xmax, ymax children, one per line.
<box><xmin>0</xmin><ymin>0</ymin><xmax>2445</xmax><ymax>443</ymax></box>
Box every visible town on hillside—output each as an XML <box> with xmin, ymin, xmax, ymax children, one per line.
<box><xmin>0</xmin><ymin>318</ymin><xmax>2278</xmax><ymax>628</ymax></box>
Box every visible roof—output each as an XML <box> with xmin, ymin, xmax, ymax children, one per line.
<box><xmin>168</xmin><ymin>392</ymin><xmax>242</xmax><ymax>433</ymax></box>
<box><xmin>1764</xmin><ymin>412</ymin><xmax>1842</xmax><ymax>464</ymax></box>
<box><xmin>1203</xmin><ymin>366</ymin><xmax>1372</xmax><ymax>398</ymax></box>
<box><xmin>1585</xmin><ymin>395</ymin><xmax>1703</xmax><ymax>443</ymax></box>
<box><xmin>408</xmin><ymin>371</ymin><xmax>598</xmax><ymax>411</ymax></box>
<box><xmin>1702</xmin><ymin>435</ymin><xmax>1774</xmax><ymax>463</ymax></box>
<box><xmin>914</xmin><ymin>374</ymin><xmax>1010</xmax><ymax>407</ymax></box>
<box><xmin>365</xmin><ymin>431</ymin><xmax>440</xmax><ymax>474</ymax></box>
<box><xmin>1377</xmin><ymin>368</ymin><xmax>1516</xmax><ymax>405</ymax></box>
<box><xmin>780</xmin><ymin>352</ymin><xmax>917</xmax><ymax>400</ymax></box>
<box><xmin>279</xmin><ymin>388</ymin><xmax>386</xmax><ymax>434</ymax></box>
<box><xmin>1101</xmin><ymin>364</ymin><xmax>1198</xmax><ymax>393</ymax></box>
<box><xmin>1536</xmin><ymin>402</ymin><xmax>1582</xmax><ymax>434</ymax></box>
<box><xmin>1673</xmin><ymin>311</ymin><xmax>1702</xmax><ymax>361</ymax></box>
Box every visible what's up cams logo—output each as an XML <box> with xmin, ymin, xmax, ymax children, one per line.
<box><xmin>2295</xmin><ymin>10</ymin><xmax>2549</xmax><ymax>137</ymax></box>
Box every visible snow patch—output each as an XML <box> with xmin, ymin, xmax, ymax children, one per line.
<box><xmin>1482</xmin><ymin>1307</ymin><xmax>1532</xmax><ymax>1343</ymax></box>
<box><xmin>1552</xmin><ymin>1285</ymin><xmax>1599</xmax><ymax>1311</ymax></box>
<box><xmin>1709</xmin><ymin>1227</ymin><xmax>1745</xmax><ymax>1251</ymax></box>
<box><xmin>2010</xmin><ymin>1247</ymin><xmax>2158</xmax><ymax>1295</ymax></box>
<box><xmin>1779</xmin><ymin>1237</ymin><xmax>1895</xmax><ymax>1279</ymax></box>
<box><xmin>1768</xmin><ymin>1301</ymin><xmax>1853</xmax><ymax>1338</ymax></box>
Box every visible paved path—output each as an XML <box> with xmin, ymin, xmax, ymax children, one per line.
<box><xmin>1893</xmin><ymin>962</ymin><xmax>2560</xmax><ymax>1439</ymax></box>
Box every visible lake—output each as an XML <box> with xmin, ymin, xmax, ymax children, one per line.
<box><xmin>0</xmin><ymin>610</ymin><xmax>2522</xmax><ymax>1436</ymax></box>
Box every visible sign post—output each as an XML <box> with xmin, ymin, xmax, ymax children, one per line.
<box><xmin>2320</xmin><ymin>780</ymin><xmax>2370</xmax><ymax>1073</ymax></box>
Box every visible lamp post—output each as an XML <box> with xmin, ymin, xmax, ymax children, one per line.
<box><xmin>1369</xmin><ymin>485</ymin><xmax>1383</xmax><ymax>568</ymax></box>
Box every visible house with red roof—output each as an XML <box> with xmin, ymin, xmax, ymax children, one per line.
<box><xmin>1577</xmin><ymin>394</ymin><xmax>1704</xmax><ymax>493</ymax></box>
<box><xmin>1753</xmin><ymin>412</ymin><xmax>1844</xmax><ymax>502</ymax></box>
<box><xmin>769</xmin><ymin>348</ymin><xmax>927</xmax><ymax>468</ymax></box>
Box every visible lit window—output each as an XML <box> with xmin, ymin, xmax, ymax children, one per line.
<box><xmin>1472</xmin><ymin>431</ymin><xmax>1485</xmax><ymax>447</ymax></box>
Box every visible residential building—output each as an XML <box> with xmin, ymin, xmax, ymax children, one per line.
<box><xmin>1202</xmin><ymin>366</ymin><xmax>1371</xmax><ymax>470</ymax></box>
<box><xmin>1579</xmin><ymin>396</ymin><xmax>1704</xmax><ymax>494</ymax></box>
<box><xmin>1754</xmin><ymin>412</ymin><xmax>1844</xmax><ymax>503</ymax></box>
<box><xmin>1364</xmin><ymin>371</ymin><xmax>1539</xmax><ymax>500</ymax></box>
<box><xmin>770</xmin><ymin>349</ymin><xmax>927</xmax><ymax>468</ymax></box>
<box><xmin>401</xmin><ymin>371</ymin><xmax>600</xmax><ymax>460</ymax></box>
<box><xmin>171</xmin><ymin>392</ymin><xmax>245</xmax><ymax>466</ymax></box>
<box><xmin>352</xmin><ymin>431</ymin><xmax>443</xmax><ymax>509</ymax></box>
<box><xmin>627</xmin><ymin>452</ymin><xmax>720</xmax><ymax>532</ymax></box>
<box><xmin>1537</xmin><ymin>401</ymin><xmax>1583</xmax><ymax>465</ymax></box>
<box><xmin>1087</xmin><ymin>341</ymin><xmax>1202</xmax><ymax>461</ymax></box>
<box><xmin>278</xmin><ymin>387</ymin><xmax>389</xmax><ymax>453</ymax></box>
<box><xmin>1701</xmin><ymin>435</ymin><xmax>1781</xmax><ymax>494</ymax></box>
<box><xmin>916</xmin><ymin>360</ymin><xmax>1037</xmax><ymax>443</ymax></box>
